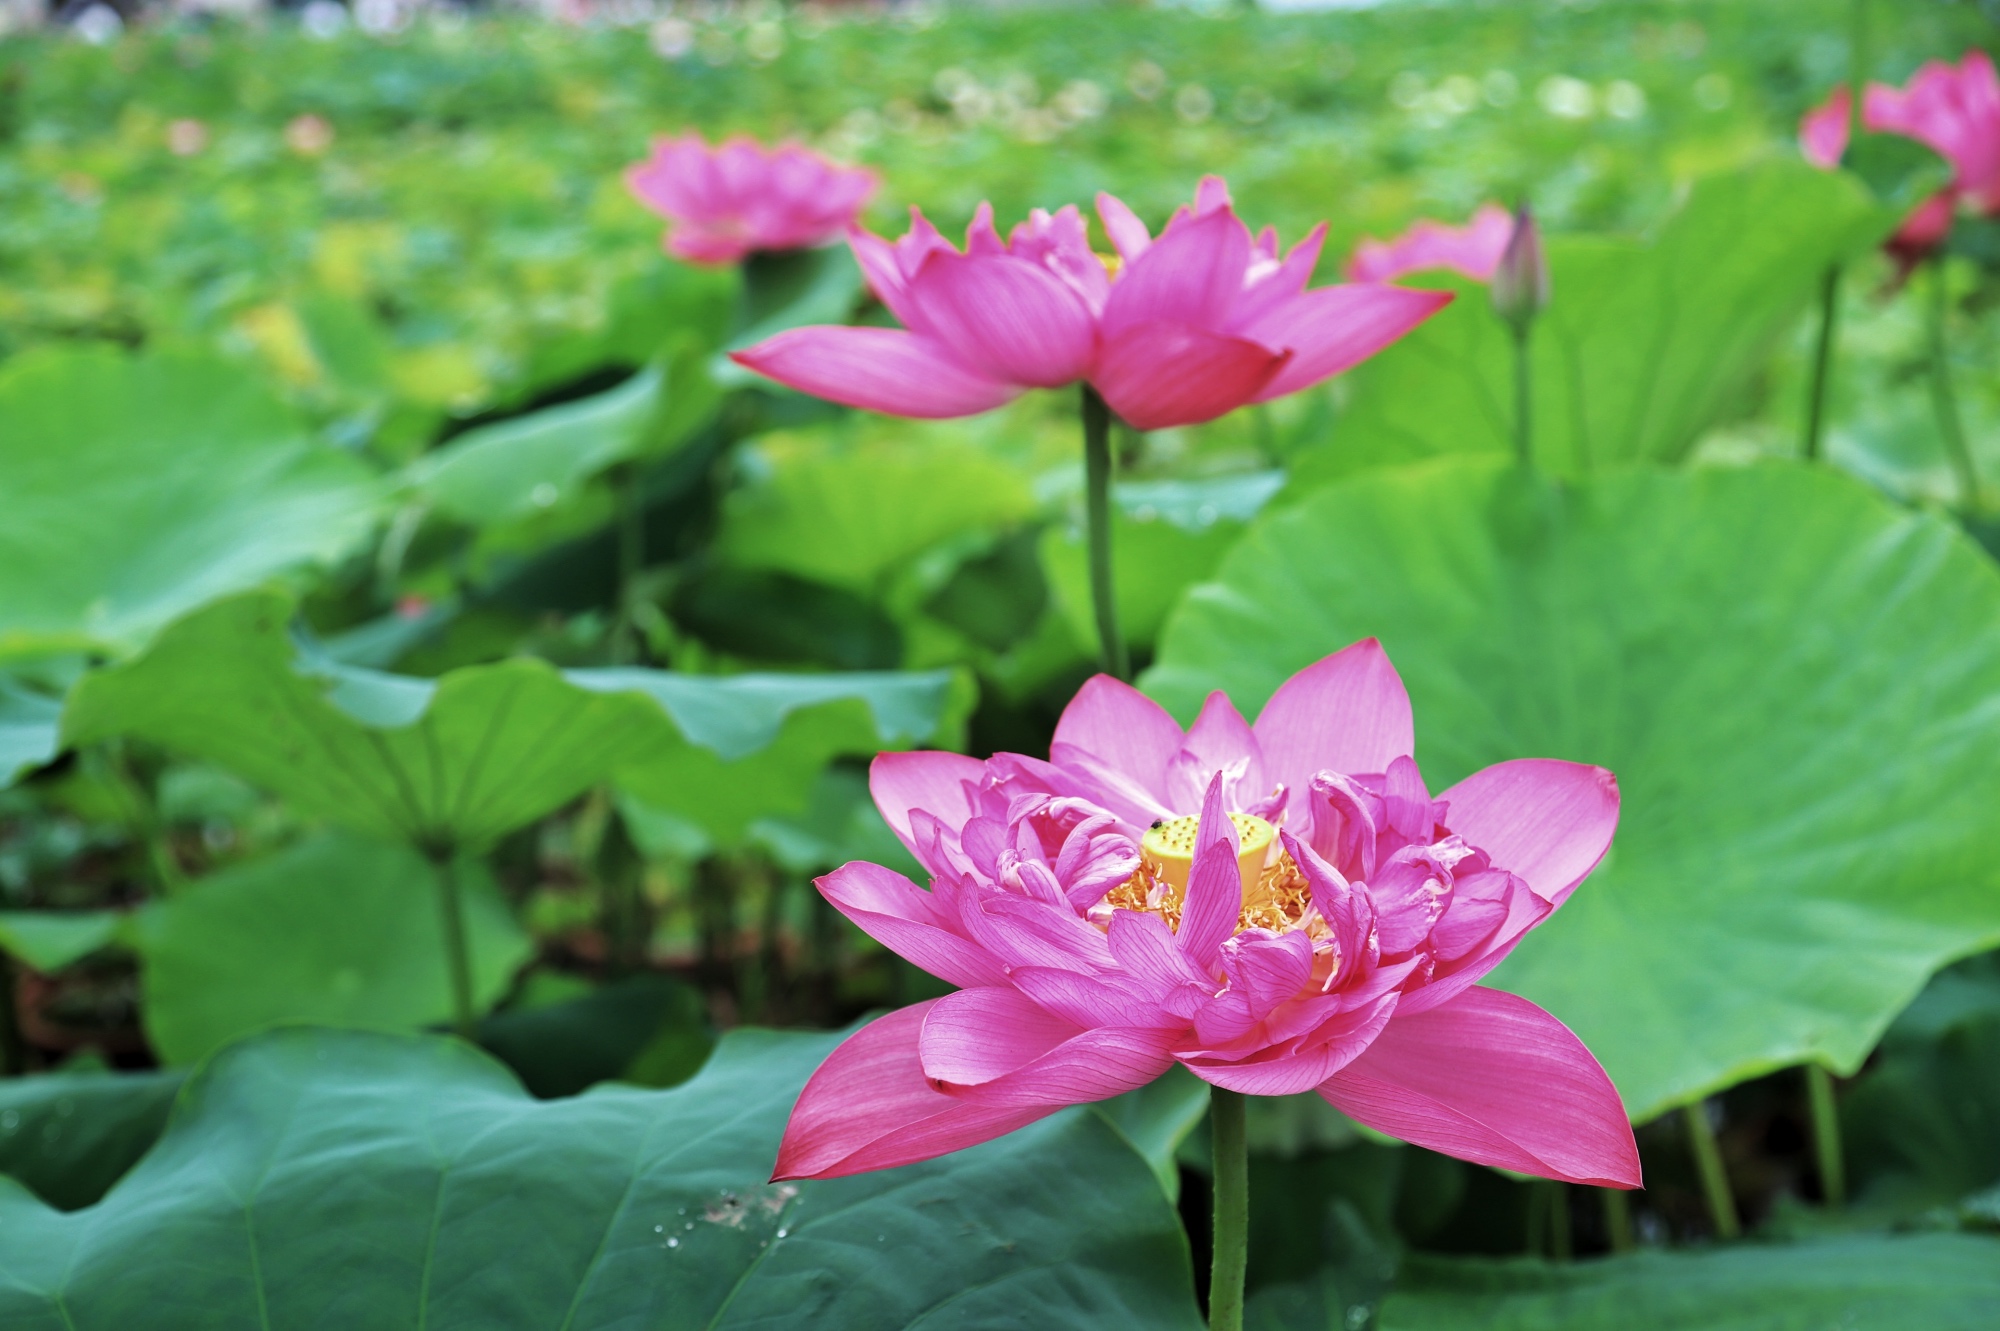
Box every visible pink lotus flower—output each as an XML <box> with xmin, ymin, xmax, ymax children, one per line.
<box><xmin>728</xmin><ymin>177</ymin><xmax>1450</xmax><ymax>431</ymax></box>
<box><xmin>774</xmin><ymin>641</ymin><xmax>1640</xmax><ymax>1188</ymax></box>
<box><xmin>625</xmin><ymin>132</ymin><xmax>879</xmax><ymax>266</ymax></box>
<box><xmin>1345</xmin><ymin>204</ymin><xmax>1516</xmax><ymax>285</ymax></box>
<box><xmin>1801</xmin><ymin>52</ymin><xmax>2000</xmax><ymax>261</ymax></box>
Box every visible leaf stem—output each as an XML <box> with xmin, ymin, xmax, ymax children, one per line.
<box><xmin>1547</xmin><ymin>1181</ymin><xmax>1572</xmax><ymax>1260</ymax></box>
<box><xmin>1806</xmin><ymin>1064</ymin><xmax>1846</xmax><ymax>1207</ymax></box>
<box><xmin>611</xmin><ymin>461</ymin><xmax>645</xmax><ymax>665</ymax></box>
<box><xmin>1926</xmin><ymin>257</ymin><xmax>1982</xmax><ymax>515</ymax></box>
<box><xmin>1511</xmin><ymin>323</ymin><xmax>1533</xmax><ymax>470</ymax></box>
<box><xmin>1802</xmin><ymin>266</ymin><xmax>1841</xmax><ymax>462</ymax></box>
<box><xmin>1600</xmin><ymin>1187</ymin><xmax>1635</xmax><ymax>1254</ymax></box>
<box><xmin>429</xmin><ymin>848</ymin><xmax>477</xmax><ymax>1042</ymax></box>
<box><xmin>1208</xmin><ymin>1087</ymin><xmax>1249</xmax><ymax>1331</ymax></box>
<box><xmin>1682</xmin><ymin>1101</ymin><xmax>1741</xmax><ymax>1239</ymax></box>
<box><xmin>0</xmin><ymin>954</ymin><xmax>23</xmax><ymax>1077</ymax></box>
<box><xmin>1081</xmin><ymin>385</ymin><xmax>1130</xmax><ymax>682</ymax></box>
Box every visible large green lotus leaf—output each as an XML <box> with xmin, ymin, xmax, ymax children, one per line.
<box><xmin>1377</xmin><ymin>1234</ymin><xmax>2000</xmax><ymax>1330</ymax></box>
<box><xmin>0</xmin><ymin>346</ymin><xmax>379</xmax><ymax>660</ymax></box>
<box><xmin>406</xmin><ymin>344</ymin><xmax>720</xmax><ymax>528</ymax></box>
<box><xmin>0</xmin><ymin>911</ymin><xmax>126</xmax><ymax>974</ymax></box>
<box><xmin>716</xmin><ymin>435</ymin><xmax>1038</xmax><ymax>593</ymax></box>
<box><xmin>1148</xmin><ymin>460</ymin><xmax>2000</xmax><ymax>1119</ymax></box>
<box><xmin>0</xmin><ymin>1027</ymin><xmax>1203</xmax><ymax>1328</ymax></box>
<box><xmin>62</xmin><ymin>591</ymin><xmax>971</xmax><ymax>849</ymax></box>
<box><xmin>0</xmin><ymin>1069</ymin><xmax>183</xmax><ymax>1212</ymax></box>
<box><xmin>0</xmin><ymin>681</ymin><xmax>62</xmax><ymax>787</ymax></box>
<box><xmin>1287</xmin><ymin>162</ymin><xmax>1892</xmax><ymax>490</ymax></box>
<box><xmin>133</xmin><ymin>834</ymin><xmax>531</xmax><ymax>1064</ymax></box>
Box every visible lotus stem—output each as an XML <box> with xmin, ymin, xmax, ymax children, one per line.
<box><xmin>1601</xmin><ymin>1187</ymin><xmax>1635</xmax><ymax>1254</ymax></box>
<box><xmin>612</xmin><ymin>461</ymin><xmax>645</xmax><ymax>665</ymax></box>
<box><xmin>1511</xmin><ymin>323</ymin><xmax>1534</xmax><ymax>470</ymax></box>
<box><xmin>1081</xmin><ymin>384</ymin><xmax>1130</xmax><ymax>682</ymax></box>
<box><xmin>429</xmin><ymin>848</ymin><xmax>478</xmax><ymax>1042</ymax></box>
<box><xmin>1547</xmin><ymin>1181</ymin><xmax>1572</xmax><ymax>1260</ymax></box>
<box><xmin>0</xmin><ymin>955</ymin><xmax>22</xmax><ymax>1077</ymax></box>
<box><xmin>1806</xmin><ymin>1064</ymin><xmax>1846</xmax><ymax>1207</ymax></box>
<box><xmin>1802</xmin><ymin>266</ymin><xmax>1841</xmax><ymax>462</ymax></box>
<box><xmin>1208</xmin><ymin>1087</ymin><xmax>1249</xmax><ymax>1331</ymax></box>
<box><xmin>1682</xmin><ymin>1101</ymin><xmax>1741</xmax><ymax>1239</ymax></box>
<box><xmin>1926</xmin><ymin>257</ymin><xmax>1982</xmax><ymax>515</ymax></box>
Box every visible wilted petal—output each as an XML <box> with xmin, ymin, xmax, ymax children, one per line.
<box><xmin>773</xmin><ymin>1002</ymin><xmax>1055</xmax><ymax>1180</ymax></box>
<box><xmin>1438</xmin><ymin>759</ymin><xmax>1619</xmax><ymax>906</ymax></box>
<box><xmin>730</xmin><ymin>326</ymin><xmax>1019</xmax><ymax>418</ymax></box>
<box><xmin>1319</xmin><ymin>986</ymin><xmax>1642</xmax><ymax>1188</ymax></box>
<box><xmin>1093</xmin><ymin>322</ymin><xmax>1288</xmax><ymax>431</ymax></box>
<box><xmin>1245</xmin><ymin>284</ymin><xmax>1453</xmax><ymax>402</ymax></box>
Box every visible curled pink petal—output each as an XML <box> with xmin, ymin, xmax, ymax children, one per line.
<box><xmin>773</xmin><ymin>1002</ymin><xmax>1056</xmax><ymax>1180</ymax></box>
<box><xmin>730</xmin><ymin>326</ymin><xmax>1019</xmax><ymax>419</ymax></box>
<box><xmin>1320</xmin><ymin>986</ymin><xmax>1642</xmax><ymax>1188</ymax></box>
<box><xmin>1177</xmin><ymin>774</ymin><xmax>1243</xmax><ymax>971</ymax></box>
<box><xmin>818</xmin><ymin>860</ymin><xmax>1009</xmax><ymax>991</ymax></box>
<box><xmin>1437</xmin><ymin>759</ymin><xmax>1619</xmax><ymax>906</ymax></box>
<box><xmin>1245</xmin><ymin>284</ymin><xmax>1454</xmax><ymax>402</ymax></box>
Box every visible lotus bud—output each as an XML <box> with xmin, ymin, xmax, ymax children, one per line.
<box><xmin>1491</xmin><ymin>203</ymin><xmax>1550</xmax><ymax>333</ymax></box>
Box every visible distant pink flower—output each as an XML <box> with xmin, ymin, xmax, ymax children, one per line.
<box><xmin>625</xmin><ymin>132</ymin><xmax>879</xmax><ymax>266</ymax></box>
<box><xmin>728</xmin><ymin>177</ymin><xmax>1450</xmax><ymax>431</ymax></box>
<box><xmin>1801</xmin><ymin>52</ymin><xmax>2000</xmax><ymax>261</ymax></box>
<box><xmin>774</xmin><ymin>641</ymin><xmax>1640</xmax><ymax>1188</ymax></box>
<box><xmin>1345</xmin><ymin>204</ymin><xmax>1516</xmax><ymax>285</ymax></box>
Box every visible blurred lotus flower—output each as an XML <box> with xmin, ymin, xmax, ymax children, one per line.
<box><xmin>625</xmin><ymin>132</ymin><xmax>879</xmax><ymax>266</ymax></box>
<box><xmin>1490</xmin><ymin>204</ymin><xmax>1550</xmax><ymax>331</ymax></box>
<box><xmin>1345</xmin><ymin>203</ymin><xmax>1515</xmax><ymax>285</ymax></box>
<box><xmin>729</xmin><ymin>176</ymin><xmax>1449</xmax><ymax>431</ymax></box>
<box><xmin>1801</xmin><ymin>52</ymin><xmax>2000</xmax><ymax>262</ymax></box>
<box><xmin>773</xmin><ymin>640</ymin><xmax>1640</xmax><ymax>1188</ymax></box>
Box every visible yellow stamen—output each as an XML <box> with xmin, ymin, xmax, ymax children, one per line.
<box><xmin>1097</xmin><ymin>251</ymin><xmax>1123</xmax><ymax>280</ymax></box>
<box><xmin>1107</xmin><ymin>814</ymin><xmax>1319</xmax><ymax>938</ymax></box>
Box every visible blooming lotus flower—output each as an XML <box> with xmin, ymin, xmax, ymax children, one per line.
<box><xmin>728</xmin><ymin>177</ymin><xmax>1450</xmax><ymax>431</ymax></box>
<box><xmin>1345</xmin><ymin>204</ymin><xmax>1516</xmax><ymax>285</ymax></box>
<box><xmin>625</xmin><ymin>132</ymin><xmax>879</xmax><ymax>266</ymax></box>
<box><xmin>774</xmin><ymin>641</ymin><xmax>1640</xmax><ymax>1188</ymax></box>
<box><xmin>1801</xmin><ymin>52</ymin><xmax>2000</xmax><ymax>262</ymax></box>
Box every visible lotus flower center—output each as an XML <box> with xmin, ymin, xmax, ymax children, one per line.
<box><xmin>1110</xmin><ymin>811</ymin><xmax>1318</xmax><ymax>938</ymax></box>
<box><xmin>1140</xmin><ymin>812</ymin><xmax>1275</xmax><ymax>898</ymax></box>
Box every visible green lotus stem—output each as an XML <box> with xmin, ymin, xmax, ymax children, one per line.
<box><xmin>1926</xmin><ymin>258</ymin><xmax>1982</xmax><ymax>514</ymax></box>
<box><xmin>1511</xmin><ymin>323</ymin><xmax>1534</xmax><ymax>470</ymax></box>
<box><xmin>1547</xmin><ymin>1181</ymin><xmax>1572</xmax><ymax>1260</ymax></box>
<box><xmin>1208</xmin><ymin>1087</ymin><xmax>1249</xmax><ymax>1331</ymax></box>
<box><xmin>1807</xmin><ymin>1064</ymin><xmax>1846</xmax><ymax>1207</ymax></box>
<box><xmin>0</xmin><ymin>954</ymin><xmax>22</xmax><ymax>1077</ymax></box>
<box><xmin>1682</xmin><ymin>1101</ymin><xmax>1741</xmax><ymax>1239</ymax></box>
<box><xmin>1081</xmin><ymin>385</ymin><xmax>1130</xmax><ymax>682</ymax></box>
<box><xmin>612</xmin><ymin>461</ymin><xmax>645</xmax><ymax>665</ymax></box>
<box><xmin>430</xmin><ymin>849</ymin><xmax>477</xmax><ymax>1042</ymax></box>
<box><xmin>1802</xmin><ymin>266</ymin><xmax>1841</xmax><ymax>462</ymax></box>
<box><xmin>1601</xmin><ymin>1187</ymin><xmax>1636</xmax><ymax>1254</ymax></box>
